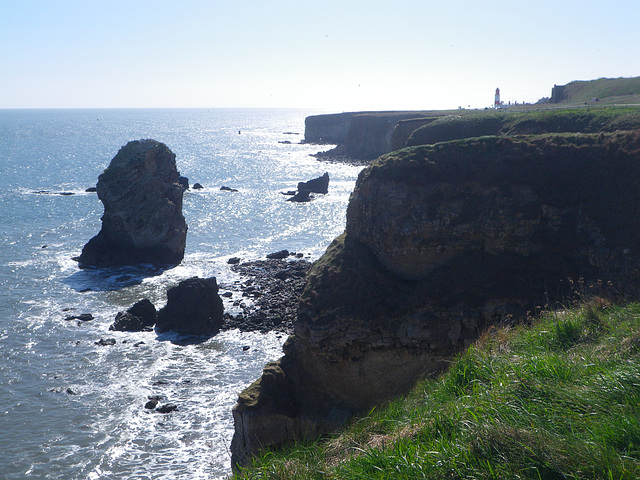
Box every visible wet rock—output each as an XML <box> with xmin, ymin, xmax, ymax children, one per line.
<box><xmin>227</xmin><ymin>257</ymin><xmax>241</xmax><ymax>265</ymax></box>
<box><xmin>156</xmin><ymin>277</ymin><xmax>224</xmax><ymax>336</ymax></box>
<box><xmin>110</xmin><ymin>299</ymin><xmax>157</xmax><ymax>332</ymax></box>
<box><xmin>156</xmin><ymin>403</ymin><xmax>178</xmax><ymax>414</ymax></box>
<box><xmin>178</xmin><ymin>176</ymin><xmax>189</xmax><ymax>190</ymax></box>
<box><xmin>221</xmin><ymin>186</ymin><xmax>239</xmax><ymax>192</ymax></box>
<box><xmin>297</xmin><ymin>172</ymin><xmax>329</xmax><ymax>195</ymax></box>
<box><xmin>95</xmin><ymin>338</ymin><xmax>116</xmax><ymax>346</ymax></box>
<box><xmin>77</xmin><ymin>139</ymin><xmax>188</xmax><ymax>268</ymax></box>
<box><xmin>286</xmin><ymin>190</ymin><xmax>311</xmax><ymax>202</ymax></box>
<box><xmin>266</xmin><ymin>250</ymin><xmax>289</xmax><ymax>260</ymax></box>
<box><xmin>65</xmin><ymin>313</ymin><xmax>94</xmax><ymax>322</ymax></box>
<box><xmin>193</xmin><ymin>183</ymin><xmax>203</xmax><ymax>189</ymax></box>
<box><xmin>85</xmin><ymin>186</ymin><xmax>97</xmax><ymax>192</ymax></box>
<box><xmin>222</xmin><ymin>259</ymin><xmax>311</xmax><ymax>333</ymax></box>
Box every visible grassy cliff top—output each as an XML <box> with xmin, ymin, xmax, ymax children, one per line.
<box><xmin>552</xmin><ymin>76</ymin><xmax>640</xmax><ymax>105</ymax></box>
<box><xmin>406</xmin><ymin>105</ymin><xmax>640</xmax><ymax>147</ymax></box>
<box><xmin>235</xmin><ymin>299</ymin><xmax>640</xmax><ymax>479</ymax></box>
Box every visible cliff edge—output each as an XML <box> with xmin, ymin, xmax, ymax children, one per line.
<box><xmin>232</xmin><ymin>130</ymin><xmax>640</xmax><ymax>467</ymax></box>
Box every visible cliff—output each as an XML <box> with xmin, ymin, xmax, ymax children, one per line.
<box><xmin>231</xmin><ymin>130</ymin><xmax>640</xmax><ymax>467</ymax></box>
<box><xmin>305</xmin><ymin>111</ymin><xmax>440</xmax><ymax>160</ymax></box>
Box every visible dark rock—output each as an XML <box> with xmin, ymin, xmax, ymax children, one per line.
<box><xmin>156</xmin><ymin>403</ymin><xmax>178</xmax><ymax>414</ymax></box>
<box><xmin>227</xmin><ymin>257</ymin><xmax>241</xmax><ymax>265</ymax></box>
<box><xmin>145</xmin><ymin>399</ymin><xmax>159</xmax><ymax>409</ymax></box>
<box><xmin>85</xmin><ymin>187</ymin><xmax>97</xmax><ymax>193</ymax></box>
<box><xmin>178</xmin><ymin>176</ymin><xmax>189</xmax><ymax>190</ymax></box>
<box><xmin>222</xmin><ymin>259</ymin><xmax>311</xmax><ymax>334</ymax></box>
<box><xmin>286</xmin><ymin>190</ymin><xmax>311</xmax><ymax>202</ymax></box>
<box><xmin>280</xmin><ymin>190</ymin><xmax>297</xmax><ymax>196</ymax></box>
<box><xmin>110</xmin><ymin>299</ymin><xmax>157</xmax><ymax>332</ymax></box>
<box><xmin>193</xmin><ymin>183</ymin><xmax>203</xmax><ymax>189</ymax></box>
<box><xmin>266</xmin><ymin>250</ymin><xmax>289</xmax><ymax>260</ymax></box>
<box><xmin>242</xmin><ymin>345</ymin><xmax>250</xmax><ymax>351</ymax></box>
<box><xmin>221</xmin><ymin>186</ymin><xmax>239</xmax><ymax>192</ymax></box>
<box><xmin>77</xmin><ymin>139</ymin><xmax>188</xmax><ymax>268</ymax></box>
<box><xmin>156</xmin><ymin>277</ymin><xmax>224</xmax><ymax>336</ymax></box>
<box><xmin>95</xmin><ymin>338</ymin><xmax>116</xmax><ymax>346</ymax></box>
<box><xmin>65</xmin><ymin>313</ymin><xmax>94</xmax><ymax>322</ymax></box>
<box><xmin>297</xmin><ymin>172</ymin><xmax>329</xmax><ymax>194</ymax></box>
<box><xmin>222</xmin><ymin>291</ymin><xmax>233</xmax><ymax>298</ymax></box>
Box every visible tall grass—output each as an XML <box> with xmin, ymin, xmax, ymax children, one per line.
<box><xmin>235</xmin><ymin>301</ymin><xmax>640</xmax><ymax>479</ymax></box>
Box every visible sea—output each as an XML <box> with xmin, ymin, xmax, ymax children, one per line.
<box><xmin>0</xmin><ymin>108</ymin><xmax>363</xmax><ymax>479</ymax></box>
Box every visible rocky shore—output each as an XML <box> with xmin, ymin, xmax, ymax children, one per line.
<box><xmin>221</xmin><ymin>258</ymin><xmax>311</xmax><ymax>334</ymax></box>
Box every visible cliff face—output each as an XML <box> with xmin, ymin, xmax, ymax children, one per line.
<box><xmin>231</xmin><ymin>130</ymin><xmax>640</xmax><ymax>467</ymax></box>
<box><xmin>305</xmin><ymin>111</ymin><xmax>431</xmax><ymax>159</ymax></box>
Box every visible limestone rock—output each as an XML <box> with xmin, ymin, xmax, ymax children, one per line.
<box><xmin>231</xmin><ymin>130</ymin><xmax>640</xmax><ymax>466</ymax></box>
<box><xmin>78</xmin><ymin>139</ymin><xmax>187</xmax><ymax>267</ymax></box>
<box><xmin>156</xmin><ymin>277</ymin><xmax>224</xmax><ymax>336</ymax></box>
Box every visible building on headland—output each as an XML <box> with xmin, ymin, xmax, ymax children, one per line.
<box><xmin>494</xmin><ymin>88</ymin><xmax>503</xmax><ymax>109</ymax></box>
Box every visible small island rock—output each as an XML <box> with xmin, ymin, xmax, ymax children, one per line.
<box><xmin>77</xmin><ymin>139</ymin><xmax>188</xmax><ymax>268</ymax></box>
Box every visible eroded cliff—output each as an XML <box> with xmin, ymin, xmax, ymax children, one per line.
<box><xmin>232</xmin><ymin>130</ymin><xmax>640</xmax><ymax>467</ymax></box>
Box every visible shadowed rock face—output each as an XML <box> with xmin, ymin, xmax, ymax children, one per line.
<box><xmin>231</xmin><ymin>130</ymin><xmax>640</xmax><ymax>467</ymax></box>
<box><xmin>78</xmin><ymin>139</ymin><xmax>187</xmax><ymax>267</ymax></box>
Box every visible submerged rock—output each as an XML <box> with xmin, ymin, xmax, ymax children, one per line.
<box><xmin>156</xmin><ymin>277</ymin><xmax>224</xmax><ymax>336</ymax></box>
<box><xmin>77</xmin><ymin>139</ymin><xmax>188</xmax><ymax>268</ymax></box>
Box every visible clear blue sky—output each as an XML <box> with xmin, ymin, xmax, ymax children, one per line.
<box><xmin>2</xmin><ymin>0</ymin><xmax>639</xmax><ymax>110</ymax></box>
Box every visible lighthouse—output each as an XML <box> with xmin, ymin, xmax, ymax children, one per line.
<box><xmin>494</xmin><ymin>88</ymin><xmax>501</xmax><ymax>109</ymax></box>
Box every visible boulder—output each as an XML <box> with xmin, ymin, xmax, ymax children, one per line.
<box><xmin>231</xmin><ymin>131</ymin><xmax>640</xmax><ymax>467</ymax></box>
<box><xmin>110</xmin><ymin>299</ymin><xmax>157</xmax><ymax>332</ymax></box>
<box><xmin>193</xmin><ymin>183</ymin><xmax>204</xmax><ymax>190</ymax></box>
<box><xmin>77</xmin><ymin>139</ymin><xmax>188</xmax><ymax>268</ymax></box>
<box><xmin>156</xmin><ymin>277</ymin><xmax>224</xmax><ymax>335</ymax></box>
<box><xmin>178</xmin><ymin>176</ymin><xmax>189</xmax><ymax>190</ymax></box>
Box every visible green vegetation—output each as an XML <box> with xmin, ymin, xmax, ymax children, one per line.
<box><xmin>552</xmin><ymin>77</ymin><xmax>640</xmax><ymax>105</ymax></box>
<box><xmin>235</xmin><ymin>300</ymin><xmax>640</xmax><ymax>479</ymax></box>
<box><xmin>407</xmin><ymin>106</ymin><xmax>640</xmax><ymax>147</ymax></box>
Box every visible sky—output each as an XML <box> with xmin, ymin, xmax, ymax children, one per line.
<box><xmin>1</xmin><ymin>0</ymin><xmax>640</xmax><ymax>111</ymax></box>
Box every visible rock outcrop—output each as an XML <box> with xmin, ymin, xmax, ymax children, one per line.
<box><xmin>156</xmin><ymin>277</ymin><xmax>224</xmax><ymax>336</ymax></box>
<box><xmin>77</xmin><ymin>139</ymin><xmax>187</xmax><ymax>268</ymax></box>
<box><xmin>110</xmin><ymin>299</ymin><xmax>157</xmax><ymax>332</ymax></box>
<box><xmin>231</xmin><ymin>130</ymin><xmax>640</xmax><ymax>467</ymax></box>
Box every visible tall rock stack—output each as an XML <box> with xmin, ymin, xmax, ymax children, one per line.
<box><xmin>78</xmin><ymin>139</ymin><xmax>188</xmax><ymax>267</ymax></box>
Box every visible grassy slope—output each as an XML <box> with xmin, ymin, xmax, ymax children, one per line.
<box><xmin>406</xmin><ymin>106</ymin><xmax>640</xmax><ymax>147</ymax></box>
<box><xmin>556</xmin><ymin>77</ymin><xmax>640</xmax><ymax>105</ymax></box>
<box><xmin>236</xmin><ymin>300</ymin><xmax>640</xmax><ymax>479</ymax></box>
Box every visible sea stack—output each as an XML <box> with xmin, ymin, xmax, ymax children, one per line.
<box><xmin>78</xmin><ymin>139</ymin><xmax>188</xmax><ymax>268</ymax></box>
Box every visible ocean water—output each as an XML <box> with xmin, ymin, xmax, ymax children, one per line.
<box><xmin>0</xmin><ymin>109</ymin><xmax>362</xmax><ymax>479</ymax></box>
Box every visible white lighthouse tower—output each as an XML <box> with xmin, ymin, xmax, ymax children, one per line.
<box><xmin>494</xmin><ymin>88</ymin><xmax>501</xmax><ymax>109</ymax></box>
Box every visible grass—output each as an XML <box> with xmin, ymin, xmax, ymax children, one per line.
<box><xmin>234</xmin><ymin>299</ymin><xmax>640</xmax><ymax>479</ymax></box>
<box><xmin>406</xmin><ymin>106</ymin><xmax>640</xmax><ymax>147</ymax></box>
